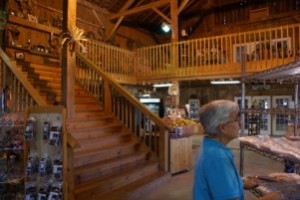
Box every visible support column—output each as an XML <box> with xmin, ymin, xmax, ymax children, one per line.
<box><xmin>62</xmin><ymin>0</ymin><xmax>76</xmax><ymax>118</ymax></box>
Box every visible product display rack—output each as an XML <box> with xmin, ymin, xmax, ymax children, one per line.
<box><xmin>240</xmin><ymin>60</ymin><xmax>300</xmax><ymax>197</ymax></box>
<box><xmin>0</xmin><ymin>112</ymin><xmax>25</xmax><ymax>200</ymax></box>
<box><xmin>247</xmin><ymin>113</ymin><xmax>260</xmax><ymax>135</ymax></box>
<box><xmin>24</xmin><ymin>105</ymin><xmax>68</xmax><ymax>200</ymax></box>
<box><xmin>240</xmin><ymin>142</ymin><xmax>300</xmax><ymax>166</ymax></box>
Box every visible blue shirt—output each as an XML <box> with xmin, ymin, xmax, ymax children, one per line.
<box><xmin>193</xmin><ymin>137</ymin><xmax>244</xmax><ymax>200</ymax></box>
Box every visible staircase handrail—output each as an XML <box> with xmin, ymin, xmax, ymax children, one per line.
<box><xmin>0</xmin><ymin>48</ymin><xmax>46</xmax><ymax>106</ymax></box>
<box><xmin>76</xmin><ymin>50</ymin><xmax>173</xmax><ymax>171</ymax></box>
<box><xmin>76</xmin><ymin>51</ymin><xmax>172</xmax><ymax>130</ymax></box>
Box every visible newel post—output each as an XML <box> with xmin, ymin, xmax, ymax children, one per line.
<box><xmin>159</xmin><ymin>128</ymin><xmax>169</xmax><ymax>171</ymax></box>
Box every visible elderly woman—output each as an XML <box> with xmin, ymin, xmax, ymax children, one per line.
<box><xmin>193</xmin><ymin>100</ymin><xmax>282</xmax><ymax>200</ymax></box>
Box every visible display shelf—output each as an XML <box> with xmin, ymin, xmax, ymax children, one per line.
<box><xmin>243</xmin><ymin>108</ymin><xmax>300</xmax><ymax>116</ymax></box>
<box><xmin>245</xmin><ymin>60</ymin><xmax>300</xmax><ymax>83</ymax></box>
<box><xmin>8</xmin><ymin>15</ymin><xmax>61</xmax><ymax>35</ymax></box>
<box><xmin>24</xmin><ymin>105</ymin><xmax>67</xmax><ymax>200</ymax></box>
<box><xmin>6</xmin><ymin>45</ymin><xmax>60</xmax><ymax>59</ymax></box>
<box><xmin>0</xmin><ymin>112</ymin><xmax>25</xmax><ymax>199</ymax></box>
<box><xmin>247</xmin><ymin>114</ymin><xmax>260</xmax><ymax>135</ymax></box>
<box><xmin>240</xmin><ymin>60</ymin><xmax>300</xmax><ymax>179</ymax></box>
<box><xmin>241</xmin><ymin>143</ymin><xmax>285</xmax><ymax>163</ymax></box>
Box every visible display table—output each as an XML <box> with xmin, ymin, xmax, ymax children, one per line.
<box><xmin>252</xmin><ymin>182</ymin><xmax>300</xmax><ymax>199</ymax></box>
<box><xmin>169</xmin><ymin>136</ymin><xmax>193</xmax><ymax>174</ymax></box>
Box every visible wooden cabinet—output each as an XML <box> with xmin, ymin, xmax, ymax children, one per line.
<box><xmin>169</xmin><ymin>137</ymin><xmax>193</xmax><ymax>174</ymax></box>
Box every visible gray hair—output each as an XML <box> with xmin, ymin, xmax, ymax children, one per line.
<box><xmin>199</xmin><ymin>100</ymin><xmax>239</xmax><ymax>135</ymax></box>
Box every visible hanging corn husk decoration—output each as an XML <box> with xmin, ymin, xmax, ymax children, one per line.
<box><xmin>62</xmin><ymin>25</ymin><xmax>88</xmax><ymax>55</ymax></box>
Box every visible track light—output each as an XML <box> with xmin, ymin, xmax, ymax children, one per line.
<box><xmin>161</xmin><ymin>22</ymin><xmax>171</xmax><ymax>33</ymax></box>
<box><xmin>153</xmin><ymin>83</ymin><xmax>172</xmax><ymax>88</ymax></box>
<box><xmin>210</xmin><ymin>79</ymin><xmax>240</xmax><ymax>85</ymax></box>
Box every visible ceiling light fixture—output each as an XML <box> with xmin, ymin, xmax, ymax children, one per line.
<box><xmin>161</xmin><ymin>22</ymin><xmax>171</xmax><ymax>33</ymax></box>
<box><xmin>210</xmin><ymin>79</ymin><xmax>240</xmax><ymax>85</ymax></box>
<box><xmin>153</xmin><ymin>83</ymin><xmax>172</xmax><ymax>88</ymax></box>
<box><xmin>142</xmin><ymin>93</ymin><xmax>151</xmax><ymax>97</ymax></box>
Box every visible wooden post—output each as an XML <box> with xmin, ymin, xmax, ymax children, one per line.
<box><xmin>62</xmin><ymin>0</ymin><xmax>76</xmax><ymax>118</ymax></box>
<box><xmin>170</xmin><ymin>0</ymin><xmax>178</xmax><ymax>42</ymax></box>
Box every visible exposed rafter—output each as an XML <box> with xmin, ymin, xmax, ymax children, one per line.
<box><xmin>107</xmin><ymin>0</ymin><xmax>136</xmax><ymax>41</ymax></box>
<box><xmin>108</xmin><ymin>0</ymin><xmax>171</xmax><ymax>20</ymax></box>
<box><xmin>152</xmin><ymin>7</ymin><xmax>171</xmax><ymax>24</ymax></box>
<box><xmin>177</xmin><ymin>0</ymin><xmax>189</xmax><ymax>15</ymax></box>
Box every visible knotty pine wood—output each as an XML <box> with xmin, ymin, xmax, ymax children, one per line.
<box><xmin>170</xmin><ymin>137</ymin><xmax>193</xmax><ymax>174</ymax></box>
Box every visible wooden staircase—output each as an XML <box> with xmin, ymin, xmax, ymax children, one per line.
<box><xmin>16</xmin><ymin>62</ymin><xmax>170</xmax><ymax>200</ymax></box>
<box><xmin>16</xmin><ymin>62</ymin><xmax>62</xmax><ymax>104</ymax></box>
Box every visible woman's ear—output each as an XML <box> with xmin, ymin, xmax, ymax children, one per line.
<box><xmin>218</xmin><ymin>124</ymin><xmax>226</xmax><ymax>133</ymax></box>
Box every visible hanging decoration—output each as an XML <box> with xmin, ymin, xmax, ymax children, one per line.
<box><xmin>61</xmin><ymin>26</ymin><xmax>88</xmax><ymax>55</ymax></box>
<box><xmin>168</xmin><ymin>82</ymin><xmax>179</xmax><ymax>96</ymax></box>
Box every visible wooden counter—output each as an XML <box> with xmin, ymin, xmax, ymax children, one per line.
<box><xmin>169</xmin><ymin>136</ymin><xmax>193</xmax><ymax>174</ymax></box>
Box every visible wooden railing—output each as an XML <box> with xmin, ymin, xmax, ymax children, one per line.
<box><xmin>136</xmin><ymin>23</ymin><xmax>300</xmax><ymax>82</ymax></box>
<box><xmin>80</xmin><ymin>23</ymin><xmax>300</xmax><ymax>84</ymax></box>
<box><xmin>81</xmin><ymin>40</ymin><xmax>137</xmax><ymax>84</ymax></box>
<box><xmin>75</xmin><ymin>51</ymin><xmax>172</xmax><ymax>171</ymax></box>
<box><xmin>0</xmin><ymin>48</ymin><xmax>46</xmax><ymax>112</ymax></box>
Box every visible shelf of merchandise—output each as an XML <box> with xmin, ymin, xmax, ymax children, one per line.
<box><xmin>8</xmin><ymin>15</ymin><xmax>61</xmax><ymax>35</ymax></box>
<box><xmin>0</xmin><ymin>114</ymin><xmax>25</xmax><ymax>199</ymax></box>
<box><xmin>239</xmin><ymin>59</ymin><xmax>300</xmax><ymax>197</ymax></box>
<box><xmin>247</xmin><ymin>113</ymin><xmax>260</xmax><ymax>135</ymax></box>
<box><xmin>240</xmin><ymin>142</ymin><xmax>300</xmax><ymax>165</ymax></box>
<box><xmin>24</xmin><ymin>105</ymin><xmax>69</xmax><ymax>200</ymax></box>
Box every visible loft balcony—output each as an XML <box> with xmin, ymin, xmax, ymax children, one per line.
<box><xmin>81</xmin><ymin>23</ymin><xmax>300</xmax><ymax>84</ymax></box>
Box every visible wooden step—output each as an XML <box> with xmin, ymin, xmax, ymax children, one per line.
<box><xmin>33</xmin><ymin>80</ymin><xmax>61</xmax><ymax>89</ymax></box>
<box><xmin>75</xmin><ymin>151</ymin><xmax>149</xmax><ymax>185</ymax></box>
<box><xmin>38</xmin><ymin>75</ymin><xmax>61</xmax><ymax>83</ymax></box>
<box><xmin>72</xmin><ymin>110</ymin><xmax>108</xmax><ymax>120</ymax></box>
<box><xmin>67</xmin><ymin>116</ymin><xmax>115</xmax><ymax>129</ymax></box>
<box><xmin>74</xmin><ymin>103</ymin><xmax>103</xmax><ymax>112</ymax></box>
<box><xmin>37</xmin><ymin>85</ymin><xmax>61</xmax><ymax>92</ymax></box>
<box><xmin>71</xmin><ymin>122</ymin><xmax>125</xmax><ymax>140</ymax></box>
<box><xmin>75</xmin><ymin>89</ymin><xmax>95</xmax><ymax>97</ymax></box>
<box><xmin>99</xmin><ymin>171</ymin><xmax>171</xmax><ymax>200</ymax></box>
<box><xmin>32</xmin><ymin>68</ymin><xmax>61</xmax><ymax>77</ymax></box>
<box><xmin>76</xmin><ymin>132</ymin><xmax>133</xmax><ymax>153</ymax></box>
<box><xmin>75</xmin><ymin>96</ymin><xmax>98</xmax><ymax>104</ymax></box>
<box><xmin>30</xmin><ymin>63</ymin><xmax>61</xmax><ymax>73</ymax></box>
<box><xmin>74</xmin><ymin>141</ymin><xmax>140</xmax><ymax>168</ymax></box>
<box><xmin>75</xmin><ymin>161</ymin><xmax>159</xmax><ymax>199</ymax></box>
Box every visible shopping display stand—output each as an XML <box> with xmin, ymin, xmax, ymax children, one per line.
<box><xmin>0</xmin><ymin>112</ymin><xmax>25</xmax><ymax>199</ymax></box>
<box><xmin>240</xmin><ymin>58</ymin><xmax>300</xmax><ymax>197</ymax></box>
<box><xmin>247</xmin><ymin>113</ymin><xmax>260</xmax><ymax>135</ymax></box>
<box><xmin>24</xmin><ymin>105</ymin><xmax>69</xmax><ymax>200</ymax></box>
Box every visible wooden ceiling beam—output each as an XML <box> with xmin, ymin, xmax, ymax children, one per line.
<box><xmin>106</xmin><ymin>0</ymin><xmax>135</xmax><ymax>41</ymax></box>
<box><xmin>121</xmin><ymin>0</ymin><xmax>136</xmax><ymax>12</ymax></box>
<box><xmin>108</xmin><ymin>0</ymin><xmax>171</xmax><ymax>20</ymax></box>
<box><xmin>170</xmin><ymin>0</ymin><xmax>178</xmax><ymax>42</ymax></box>
<box><xmin>77</xmin><ymin>0</ymin><xmax>110</xmax><ymax>15</ymax></box>
<box><xmin>177</xmin><ymin>0</ymin><xmax>189</xmax><ymax>15</ymax></box>
<box><xmin>107</xmin><ymin>16</ymin><xmax>124</xmax><ymax>41</ymax></box>
<box><xmin>152</xmin><ymin>7</ymin><xmax>171</xmax><ymax>24</ymax></box>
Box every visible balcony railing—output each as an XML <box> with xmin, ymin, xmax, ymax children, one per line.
<box><xmin>81</xmin><ymin>23</ymin><xmax>300</xmax><ymax>84</ymax></box>
<box><xmin>137</xmin><ymin>23</ymin><xmax>300</xmax><ymax>82</ymax></box>
<box><xmin>81</xmin><ymin>40</ymin><xmax>137</xmax><ymax>84</ymax></box>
